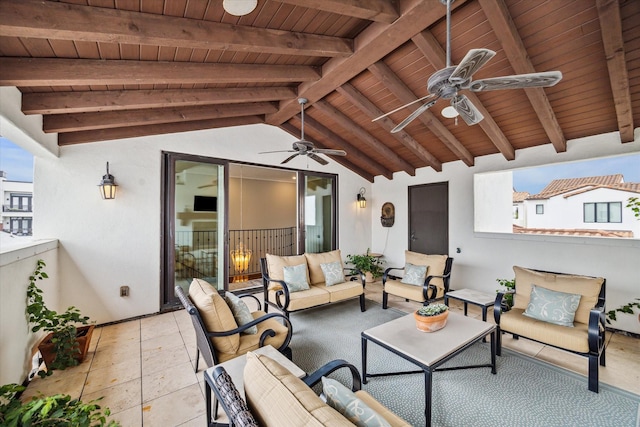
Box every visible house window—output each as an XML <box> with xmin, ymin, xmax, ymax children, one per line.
<box><xmin>536</xmin><ymin>204</ymin><xmax>544</xmax><ymax>214</ymax></box>
<box><xmin>584</xmin><ymin>202</ymin><xmax>622</xmax><ymax>223</ymax></box>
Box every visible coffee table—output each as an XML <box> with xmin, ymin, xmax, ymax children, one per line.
<box><xmin>361</xmin><ymin>312</ymin><xmax>496</xmax><ymax>427</ymax></box>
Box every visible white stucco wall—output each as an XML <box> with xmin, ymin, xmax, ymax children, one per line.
<box><xmin>371</xmin><ymin>130</ymin><xmax>640</xmax><ymax>334</ymax></box>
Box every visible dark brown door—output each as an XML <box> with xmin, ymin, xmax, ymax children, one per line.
<box><xmin>408</xmin><ymin>182</ymin><xmax>448</xmax><ymax>254</ymax></box>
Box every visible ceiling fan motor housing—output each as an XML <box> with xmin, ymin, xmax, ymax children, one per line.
<box><xmin>428</xmin><ymin>66</ymin><xmax>462</xmax><ymax>99</ymax></box>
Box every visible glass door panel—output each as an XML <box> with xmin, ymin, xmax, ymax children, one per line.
<box><xmin>301</xmin><ymin>173</ymin><xmax>336</xmax><ymax>253</ymax></box>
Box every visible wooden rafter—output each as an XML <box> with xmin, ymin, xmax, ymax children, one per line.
<box><xmin>596</xmin><ymin>0</ymin><xmax>634</xmax><ymax>143</ymax></box>
<box><xmin>277</xmin><ymin>0</ymin><xmax>398</xmax><ymax>24</ymax></box>
<box><xmin>43</xmin><ymin>103</ymin><xmax>277</xmax><ymax>133</ymax></box>
<box><xmin>58</xmin><ymin>116</ymin><xmax>264</xmax><ymax>145</ymax></box>
<box><xmin>367</xmin><ymin>61</ymin><xmax>475</xmax><ymax>166</ymax></box>
<box><xmin>0</xmin><ymin>0</ymin><xmax>353</xmax><ymax>57</ymax></box>
<box><xmin>337</xmin><ymin>84</ymin><xmax>442</xmax><ymax>171</ymax></box>
<box><xmin>478</xmin><ymin>0</ymin><xmax>566</xmax><ymax>153</ymax></box>
<box><xmin>411</xmin><ymin>32</ymin><xmax>515</xmax><ymax>161</ymax></box>
<box><xmin>313</xmin><ymin>100</ymin><xmax>415</xmax><ymax>177</ymax></box>
<box><xmin>22</xmin><ymin>87</ymin><xmax>297</xmax><ymax>115</ymax></box>
<box><xmin>0</xmin><ymin>58</ymin><xmax>320</xmax><ymax>86</ymax></box>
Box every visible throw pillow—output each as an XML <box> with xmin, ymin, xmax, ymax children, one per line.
<box><xmin>322</xmin><ymin>377</ymin><xmax>391</xmax><ymax>427</ymax></box>
<box><xmin>224</xmin><ymin>292</ymin><xmax>258</xmax><ymax>335</ymax></box>
<box><xmin>320</xmin><ymin>261</ymin><xmax>346</xmax><ymax>286</ymax></box>
<box><xmin>400</xmin><ymin>263</ymin><xmax>428</xmax><ymax>286</ymax></box>
<box><xmin>523</xmin><ymin>285</ymin><xmax>582</xmax><ymax>327</ymax></box>
<box><xmin>283</xmin><ymin>263</ymin><xmax>310</xmax><ymax>292</ymax></box>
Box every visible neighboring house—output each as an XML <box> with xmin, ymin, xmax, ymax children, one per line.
<box><xmin>0</xmin><ymin>171</ymin><xmax>33</xmax><ymax>235</ymax></box>
<box><xmin>512</xmin><ymin>190</ymin><xmax>530</xmax><ymax>228</ymax></box>
<box><xmin>515</xmin><ymin>175</ymin><xmax>640</xmax><ymax>238</ymax></box>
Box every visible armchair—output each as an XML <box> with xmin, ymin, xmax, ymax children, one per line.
<box><xmin>382</xmin><ymin>251</ymin><xmax>453</xmax><ymax>309</ymax></box>
<box><xmin>175</xmin><ymin>280</ymin><xmax>292</xmax><ymax>371</ymax></box>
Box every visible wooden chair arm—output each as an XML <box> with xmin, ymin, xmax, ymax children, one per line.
<box><xmin>303</xmin><ymin>359</ymin><xmax>362</xmax><ymax>392</ymax></box>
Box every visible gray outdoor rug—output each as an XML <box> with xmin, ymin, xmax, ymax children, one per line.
<box><xmin>288</xmin><ymin>299</ymin><xmax>640</xmax><ymax>427</ymax></box>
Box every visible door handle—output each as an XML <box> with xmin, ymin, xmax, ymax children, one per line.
<box><xmin>410</xmin><ymin>232</ymin><xmax>416</xmax><ymax>241</ymax></box>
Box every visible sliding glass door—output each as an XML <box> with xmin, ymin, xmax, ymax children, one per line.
<box><xmin>300</xmin><ymin>172</ymin><xmax>337</xmax><ymax>253</ymax></box>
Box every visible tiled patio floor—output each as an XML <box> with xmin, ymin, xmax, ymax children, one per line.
<box><xmin>21</xmin><ymin>282</ymin><xmax>640</xmax><ymax>426</ymax></box>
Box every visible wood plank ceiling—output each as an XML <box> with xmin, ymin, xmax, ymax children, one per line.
<box><xmin>0</xmin><ymin>0</ymin><xmax>637</xmax><ymax>182</ymax></box>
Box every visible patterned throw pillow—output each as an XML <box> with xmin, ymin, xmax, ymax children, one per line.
<box><xmin>400</xmin><ymin>263</ymin><xmax>428</xmax><ymax>286</ymax></box>
<box><xmin>224</xmin><ymin>292</ymin><xmax>258</xmax><ymax>335</ymax></box>
<box><xmin>320</xmin><ymin>261</ymin><xmax>345</xmax><ymax>286</ymax></box>
<box><xmin>523</xmin><ymin>285</ymin><xmax>582</xmax><ymax>327</ymax></box>
<box><xmin>283</xmin><ymin>263</ymin><xmax>310</xmax><ymax>292</ymax></box>
<box><xmin>322</xmin><ymin>377</ymin><xmax>391</xmax><ymax>427</ymax></box>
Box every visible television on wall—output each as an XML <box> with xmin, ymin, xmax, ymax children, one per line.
<box><xmin>194</xmin><ymin>196</ymin><xmax>217</xmax><ymax>212</ymax></box>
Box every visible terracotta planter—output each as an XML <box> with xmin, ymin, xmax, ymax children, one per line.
<box><xmin>414</xmin><ymin>310</ymin><xmax>449</xmax><ymax>332</ymax></box>
<box><xmin>38</xmin><ymin>324</ymin><xmax>95</xmax><ymax>368</ymax></box>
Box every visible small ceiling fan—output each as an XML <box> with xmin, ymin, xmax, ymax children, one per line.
<box><xmin>261</xmin><ymin>98</ymin><xmax>347</xmax><ymax>165</ymax></box>
<box><xmin>374</xmin><ymin>0</ymin><xmax>562</xmax><ymax>133</ymax></box>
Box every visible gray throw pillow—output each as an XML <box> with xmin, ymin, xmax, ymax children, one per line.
<box><xmin>523</xmin><ymin>285</ymin><xmax>581</xmax><ymax>327</ymax></box>
<box><xmin>282</xmin><ymin>263</ymin><xmax>310</xmax><ymax>292</ymax></box>
<box><xmin>320</xmin><ymin>261</ymin><xmax>345</xmax><ymax>286</ymax></box>
<box><xmin>322</xmin><ymin>377</ymin><xmax>391</xmax><ymax>427</ymax></box>
<box><xmin>400</xmin><ymin>262</ymin><xmax>428</xmax><ymax>286</ymax></box>
<box><xmin>224</xmin><ymin>292</ymin><xmax>257</xmax><ymax>335</ymax></box>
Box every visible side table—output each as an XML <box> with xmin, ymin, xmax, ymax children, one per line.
<box><xmin>444</xmin><ymin>289</ymin><xmax>496</xmax><ymax>321</ymax></box>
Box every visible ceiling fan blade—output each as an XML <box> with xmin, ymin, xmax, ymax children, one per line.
<box><xmin>259</xmin><ymin>149</ymin><xmax>296</xmax><ymax>154</ymax></box>
<box><xmin>390</xmin><ymin>98</ymin><xmax>439</xmax><ymax>133</ymax></box>
<box><xmin>281</xmin><ymin>153</ymin><xmax>300</xmax><ymax>164</ymax></box>
<box><xmin>452</xmin><ymin>95</ymin><xmax>484</xmax><ymax>125</ymax></box>
<box><xmin>314</xmin><ymin>149</ymin><xmax>346</xmax><ymax>156</ymax></box>
<box><xmin>308</xmin><ymin>153</ymin><xmax>329</xmax><ymax>165</ymax></box>
<box><xmin>468</xmin><ymin>71</ymin><xmax>562</xmax><ymax>92</ymax></box>
<box><xmin>197</xmin><ymin>184</ymin><xmax>215</xmax><ymax>189</ymax></box>
<box><xmin>372</xmin><ymin>93</ymin><xmax>437</xmax><ymax>122</ymax></box>
<box><xmin>449</xmin><ymin>49</ymin><xmax>496</xmax><ymax>85</ymax></box>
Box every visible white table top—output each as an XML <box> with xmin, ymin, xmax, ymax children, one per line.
<box><xmin>362</xmin><ymin>312</ymin><xmax>495</xmax><ymax>368</ymax></box>
<box><xmin>447</xmin><ymin>288</ymin><xmax>496</xmax><ymax>305</ymax></box>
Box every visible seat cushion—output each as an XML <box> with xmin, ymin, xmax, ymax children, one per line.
<box><xmin>404</xmin><ymin>251</ymin><xmax>448</xmax><ymax>295</ymax></box>
<box><xmin>269</xmin><ymin>286</ymin><xmax>331</xmax><ymax>311</ymax></box>
<box><xmin>314</xmin><ymin>282</ymin><xmax>363</xmax><ymax>303</ymax></box>
<box><xmin>513</xmin><ymin>266</ymin><xmax>604</xmax><ymax>324</ymax></box>
<box><xmin>189</xmin><ymin>279</ymin><xmax>239</xmax><ymax>354</ymax></box>
<box><xmin>244</xmin><ymin>353</ymin><xmax>352</xmax><ymax>427</ymax></box>
<box><xmin>266</xmin><ymin>254</ymin><xmax>310</xmax><ymax>290</ymax></box>
<box><xmin>384</xmin><ymin>279</ymin><xmax>427</xmax><ymax>303</ymax></box>
<box><xmin>305</xmin><ymin>250</ymin><xmax>343</xmax><ymax>285</ymax></box>
<box><xmin>355</xmin><ymin>391</ymin><xmax>411</xmax><ymax>427</ymax></box>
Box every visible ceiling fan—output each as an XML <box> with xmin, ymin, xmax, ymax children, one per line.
<box><xmin>374</xmin><ymin>0</ymin><xmax>562</xmax><ymax>133</ymax></box>
<box><xmin>261</xmin><ymin>98</ymin><xmax>347</xmax><ymax>165</ymax></box>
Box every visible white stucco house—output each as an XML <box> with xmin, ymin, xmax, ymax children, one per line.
<box><xmin>0</xmin><ymin>171</ymin><xmax>34</xmax><ymax>235</ymax></box>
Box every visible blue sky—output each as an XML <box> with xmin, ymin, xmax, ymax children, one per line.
<box><xmin>0</xmin><ymin>137</ymin><xmax>34</xmax><ymax>182</ymax></box>
<box><xmin>513</xmin><ymin>153</ymin><xmax>640</xmax><ymax>194</ymax></box>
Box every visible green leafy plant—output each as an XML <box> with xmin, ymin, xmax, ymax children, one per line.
<box><xmin>346</xmin><ymin>250</ymin><xmax>384</xmax><ymax>279</ymax></box>
<box><xmin>26</xmin><ymin>260</ymin><xmax>91</xmax><ymax>377</ymax></box>
<box><xmin>627</xmin><ymin>196</ymin><xmax>640</xmax><ymax>219</ymax></box>
<box><xmin>496</xmin><ymin>278</ymin><xmax>515</xmax><ymax>309</ymax></box>
<box><xmin>606</xmin><ymin>298</ymin><xmax>640</xmax><ymax>325</ymax></box>
<box><xmin>0</xmin><ymin>383</ymin><xmax>119</xmax><ymax>426</ymax></box>
<box><xmin>416</xmin><ymin>303</ymin><xmax>448</xmax><ymax>317</ymax></box>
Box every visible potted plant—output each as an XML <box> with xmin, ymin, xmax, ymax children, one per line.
<box><xmin>496</xmin><ymin>278</ymin><xmax>515</xmax><ymax>310</ymax></box>
<box><xmin>414</xmin><ymin>303</ymin><xmax>449</xmax><ymax>332</ymax></box>
<box><xmin>346</xmin><ymin>250</ymin><xmax>384</xmax><ymax>283</ymax></box>
<box><xmin>0</xmin><ymin>383</ymin><xmax>119</xmax><ymax>426</ymax></box>
<box><xmin>26</xmin><ymin>259</ymin><xmax>94</xmax><ymax>377</ymax></box>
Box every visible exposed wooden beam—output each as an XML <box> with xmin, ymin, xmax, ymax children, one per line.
<box><xmin>313</xmin><ymin>100</ymin><xmax>415</xmax><ymax>176</ymax></box>
<box><xmin>0</xmin><ymin>58</ymin><xmax>320</xmax><ymax>86</ymax></box>
<box><xmin>22</xmin><ymin>87</ymin><xmax>297</xmax><ymax>115</ymax></box>
<box><xmin>596</xmin><ymin>0</ymin><xmax>634</xmax><ymax>143</ymax></box>
<box><xmin>367</xmin><ymin>61</ymin><xmax>475</xmax><ymax>166</ymax></box>
<box><xmin>300</xmin><ymin>115</ymin><xmax>394</xmax><ymax>180</ymax></box>
<box><xmin>478</xmin><ymin>0</ymin><xmax>566</xmax><ymax>152</ymax></box>
<box><xmin>410</xmin><ymin>32</ymin><xmax>515</xmax><ymax>161</ymax></box>
<box><xmin>337</xmin><ymin>84</ymin><xmax>442</xmax><ymax>171</ymax></box>
<box><xmin>266</xmin><ymin>0</ymin><xmax>469</xmax><ymax>126</ymax></box>
<box><xmin>277</xmin><ymin>0</ymin><xmax>398</xmax><ymax>24</ymax></box>
<box><xmin>281</xmin><ymin>122</ymin><xmax>375</xmax><ymax>182</ymax></box>
<box><xmin>44</xmin><ymin>103</ymin><xmax>277</xmax><ymax>133</ymax></box>
<box><xmin>58</xmin><ymin>116</ymin><xmax>264</xmax><ymax>145</ymax></box>
<box><xmin>0</xmin><ymin>0</ymin><xmax>352</xmax><ymax>57</ymax></box>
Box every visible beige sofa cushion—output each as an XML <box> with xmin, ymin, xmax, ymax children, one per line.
<box><xmin>266</xmin><ymin>254</ymin><xmax>310</xmax><ymax>289</ymax></box>
<box><xmin>404</xmin><ymin>251</ymin><xmax>448</xmax><ymax>294</ymax></box>
<box><xmin>244</xmin><ymin>353</ymin><xmax>352</xmax><ymax>427</ymax></box>
<box><xmin>355</xmin><ymin>391</ymin><xmax>411</xmax><ymax>427</ymax></box>
<box><xmin>305</xmin><ymin>250</ymin><xmax>343</xmax><ymax>285</ymax></box>
<box><xmin>268</xmin><ymin>286</ymin><xmax>331</xmax><ymax>311</ymax></box>
<box><xmin>316</xmin><ymin>282</ymin><xmax>363</xmax><ymax>303</ymax></box>
<box><xmin>384</xmin><ymin>279</ymin><xmax>429</xmax><ymax>302</ymax></box>
<box><xmin>188</xmin><ymin>279</ymin><xmax>239</xmax><ymax>354</ymax></box>
<box><xmin>513</xmin><ymin>266</ymin><xmax>604</xmax><ymax>324</ymax></box>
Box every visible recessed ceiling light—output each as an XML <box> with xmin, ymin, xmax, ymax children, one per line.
<box><xmin>441</xmin><ymin>106</ymin><xmax>459</xmax><ymax>118</ymax></box>
<box><xmin>223</xmin><ymin>0</ymin><xmax>258</xmax><ymax>16</ymax></box>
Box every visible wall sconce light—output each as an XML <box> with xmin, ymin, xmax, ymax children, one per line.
<box><xmin>98</xmin><ymin>162</ymin><xmax>118</xmax><ymax>200</ymax></box>
<box><xmin>357</xmin><ymin>187</ymin><xmax>367</xmax><ymax>208</ymax></box>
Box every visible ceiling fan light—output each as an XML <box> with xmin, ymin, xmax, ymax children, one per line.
<box><xmin>441</xmin><ymin>106</ymin><xmax>459</xmax><ymax>118</ymax></box>
<box><xmin>223</xmin><ymin>0</ymin><xmax>258</xmax><ymax>16</ymax></box>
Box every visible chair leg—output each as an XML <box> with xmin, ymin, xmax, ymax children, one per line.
<box><xmin>496</xmin><ymin>327</ymin><xmax>502</xmax><ymax>356</ymax></box>
<box><xmin>382</xmin><ymin>291</ymin><xmax>388</xmax><ymax>309</ymax></box>
<box><xmin>194</xmin><ymin>347</ymin><xmax>200</xmax><ymax>373</ymax></box>
<box><xmin>359</xmin><ymin>294</ymin><xmax>366</xmax><ymax>312</ymax></box>
<box><xmin>588</xmin><ymin>353</ymin><xmax>599</xmax><ymax>393</ymax></box>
